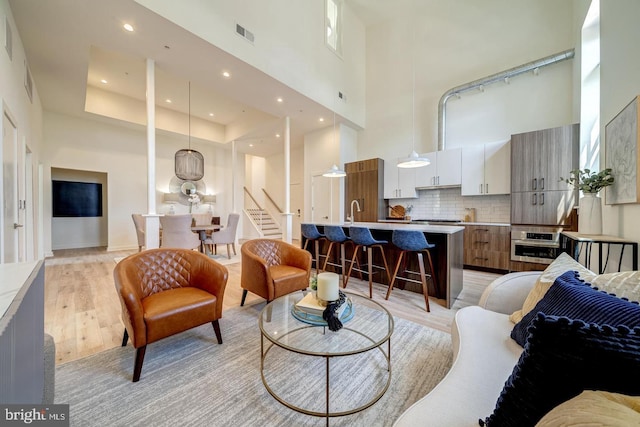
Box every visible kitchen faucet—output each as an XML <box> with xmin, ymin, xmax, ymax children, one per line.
<box><xmin>348</xmin><ymin>199</ymin><xmax>361</xmax><ymax>225</ymax></box>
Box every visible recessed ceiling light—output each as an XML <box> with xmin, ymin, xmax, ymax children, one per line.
<box><xmin>222</xmin><ymin>71</ymin><xmax>231</xmax><ymax>78</ymax></box>
<box><xmin>276</xmin><ymin>97</ymin><xmax>283</xmax><ymax>103</ymax></box>
<box><xmin>275</xmin><ymin>133</ymin><xmax>281</xmax><ymax>138</ymax></box>
<box><xmin>100</xmin><ymin>79</ymin><xmax>108</xmax><ymax>84</ymax></box>
<box><xmin>249</xmin><ymin>144</ymin><xmax>254</xmax><ymax>147</ymax></box>
<box><xmin>319</xmin><ymin>117</ymin><xmax>325</xmax><ymax>122</ymax></box>
<box><xmin>123</xmin><ymin>23</ymin><xmax>134</xmax><ymax>32</ymax></box>
<box><xmin>165</xmin><ymin>99</ymin><xmax>172</xmax><ymax>103</ymax></box>
<box><xmin>209</xmin><ymin>113</ymin><xmax>214</xmax><ymax>117</ymax></box>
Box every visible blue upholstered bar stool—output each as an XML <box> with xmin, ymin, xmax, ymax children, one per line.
<box><xmin>322</xmin><ymin>225</ymin><xmax>355</xmax><ymax>285</ymax></box>
<box><xmin>387</xmin><ymin>229</ymin><xmax>437</xmax><ymax>312</ymax></box>
<box><xmin>345</xmin><ymin>226</ymin><xmax>391</xmax><ymax>298</ymax></box>
<box><xmin>301</xmin><ymin>224</ymin><xmax>327</xmax><ymax>274</ymax></box>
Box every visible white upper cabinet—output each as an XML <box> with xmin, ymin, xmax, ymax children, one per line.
<box><xmin>414</xmin><ymin>148</ymin><xmax>462</xmax><ymax>188</ymax></box>
<box><xmin>384</xmin><ymin>158</ymin><xmax>417</xmax><ymax>199</ymax></box>
<box><xmin>461</xmin><ymin>140</ymin><xmax>511</xmax><ymax>196</ymax></box>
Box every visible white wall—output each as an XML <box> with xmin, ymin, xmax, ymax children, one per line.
<box><xmin>303</xmin><ymin>122</ymin><xmax>357</xmax><ymax>224</ymax></box>
<box><xmin>600</xmin><ymin>0</ymin><xmax>640</xmax><ymax>268</ymax></box>
<box><xmin>0</xmin><ymin>0</ymin><xmax>44</xmax><ymax>261</ymax></box>
<box><xmin>360</xmin><ymin>0</ymin><xmax>576</xmax><ymax>160</ymax></box>
<box><xmin>43</xmin><ymin>111</ymin><xmax>235</xmax><ymax>253</ymax></box>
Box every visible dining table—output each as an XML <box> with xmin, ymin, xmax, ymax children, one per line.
<box><xmin>191</xmin><ymin>224</ymin><xmax>222</xmax><ymax>254</ymax></box>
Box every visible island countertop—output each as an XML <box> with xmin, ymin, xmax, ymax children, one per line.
<box><xmin>308</xmin><ymin>221</ymin><xmax>464</xmax><ymax>235</ymax></box>
<box><xmin>301</xmin><ymin>222</ymin><xmax>463</xmax><ymax>309</ymax></box>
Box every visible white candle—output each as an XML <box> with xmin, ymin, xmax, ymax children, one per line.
<box><xmin>316</xmin><ymin>272</ymin><xmax>339</xmax><ymax>301</ymax></box>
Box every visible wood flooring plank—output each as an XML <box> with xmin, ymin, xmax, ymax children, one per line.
<box><xmin>44</xmin><ymin>245</ymin><xmax>501</xmax><ymax>364</ymax></box>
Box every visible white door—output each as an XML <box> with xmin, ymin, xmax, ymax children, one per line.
<box><xmin>311</xmin><ymin>174</ymin><xmax>332</xmax><ymax>222</ymax></box>
<box><xmin>2</xmin><ymin>113</ymin><xmax>19</xmax><ymax>263</ymax></box>
<box><xmin>290</xmin><ymin>182</ymin><xmax>303</xmax><ymax>240</ymax></box>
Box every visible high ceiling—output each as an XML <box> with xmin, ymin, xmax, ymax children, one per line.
<box><xmin>9</xmin><ymin>0</ymin><xmax>393</xmax><ymax>157</ymax></box>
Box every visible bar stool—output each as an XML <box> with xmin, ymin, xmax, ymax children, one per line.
<box><xmin>386</xmin><ymin>229</ymin><xmax>436</xmax><ymax>312</ymax></box>
<box><xmin>345</xmin><ymin>227</ymin><xmax>391</xmax><ymax>298</ymax></box>
<box><xmin>301</xmin><ymin>224</ymin><xmax>327</xmax><ymax>274</ymax></box>
<box><xmin>322</xmin><ymin>225</ymin><xmax>356</xmax><ymax>286</ymax></box>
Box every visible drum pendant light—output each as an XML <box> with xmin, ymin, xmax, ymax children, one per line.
<box><xmin>175</xmin><ymin>81</ymin><xmax>204</xmax><ymax>181</ymax></box>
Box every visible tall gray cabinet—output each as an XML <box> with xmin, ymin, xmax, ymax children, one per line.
<box><xmin>510</xmin><ymin>124</ymin><xmax>579</xmax><ymax>226</ymax></box>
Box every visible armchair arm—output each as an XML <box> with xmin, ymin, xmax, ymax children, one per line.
<box><xmin>113</xmin><ymin>262</ymin><xmax>148</xmax><ymax>348</ymax></box>
<box><xmin>189</xmin><ymin>254</ymin><xmax>229</xmax><ymax>318</ymax></box>
<box><xmin>241</xmin><ymin>244</ymin><xmax>271</xmax><ymax>299</ymax></box>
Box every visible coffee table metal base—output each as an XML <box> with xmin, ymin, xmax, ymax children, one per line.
<box><xmin>260</xmin><ymin>326</ymin><xmax>392</xmax><ymax>426</ymax></box>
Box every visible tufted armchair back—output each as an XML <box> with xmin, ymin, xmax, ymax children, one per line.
<box><xmin>240</xmin><ymin>239</ymin><xmax>311</xmax><ymax>305</ymax></box>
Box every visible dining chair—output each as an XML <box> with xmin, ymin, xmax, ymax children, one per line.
<box><xmin>159</xmin><ymin>214</ymin><xmax>201</xmax><ymax>250</ymax></box>
<box><xmin>204</xmin><ymin>213</ymin><xmax>240</xmax><ymax>259</ymax></box>
<box><xmin>131</xmin><ymin>214</ymin><xmax>146</xmax><ymax>252</ymax></box>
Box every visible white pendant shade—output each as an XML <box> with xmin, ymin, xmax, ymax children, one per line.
<box><xmin>322</xmin><ymin>164</ymin><xmax>346</xmax><ymax>177</ymax></box>
<box><xmin>397</xmin><ymin>151</ymin><xmax>430</xmax><ymax>168</ymax></box>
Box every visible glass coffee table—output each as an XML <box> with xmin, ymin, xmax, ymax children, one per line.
<box><xmin>259</xmin><ymin>291</ymin><xmax>394</xmax><ymax>425</ymax></box>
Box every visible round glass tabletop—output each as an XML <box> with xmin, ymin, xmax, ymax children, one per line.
<box><xmin>259</xmin><ymin>291</ymin><xmax>394</xmax><ymax>357</ymax></box>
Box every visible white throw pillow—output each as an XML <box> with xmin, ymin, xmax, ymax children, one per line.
<box><xmin>509</xmin><ymin>253</ymin><xmax>596</xmax><ymax>323</ymax></box>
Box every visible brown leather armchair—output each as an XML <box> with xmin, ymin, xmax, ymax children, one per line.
<box><xmin>240</xmin><ymin>239</ymin><xmax>312</xmax><ymax>306</ymax></box>
<box><xmin>114</xmin><ymin>248</ymin><xmax>228</xmax><ymax>382</ymax></box>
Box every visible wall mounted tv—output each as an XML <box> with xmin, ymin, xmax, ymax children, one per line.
<box><xmin>52</xmin><ymin>180</ymin><xmax>103</xmax><ymax>217</ymax></box>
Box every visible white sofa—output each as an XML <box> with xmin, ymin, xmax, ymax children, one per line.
<box><xmin>394</xmin><ymin>271</ymin><xmax>543</xmax><ymax>427</ymax></box>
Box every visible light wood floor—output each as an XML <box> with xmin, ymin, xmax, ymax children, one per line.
<box><xmin>44</xmin><ymin>245</ymin><xmax>500</xmax><ymax>365</ymax></box>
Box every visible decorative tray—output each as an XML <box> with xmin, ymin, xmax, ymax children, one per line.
<box><xmin>291</xmin><ymin>298</ymin><xmax>354</xmax><ymax>326</ymax></box>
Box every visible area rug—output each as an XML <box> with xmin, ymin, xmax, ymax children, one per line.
<box><xmin>55</xmin><ymin>304</ymin><xmax>452</xmax><ymax>427</ymax></box>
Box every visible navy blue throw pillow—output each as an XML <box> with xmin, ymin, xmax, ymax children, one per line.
<box><xmin>481</xmin><ymin>314</ymin><xmax>640</xmax><ymax>427</ymax></box>
<box><xmin>510</xmin><ymin>270</ymin><xmax>640</xmax><ymax>347</ymax></box>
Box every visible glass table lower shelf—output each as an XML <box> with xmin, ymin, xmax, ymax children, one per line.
<box><xmin>259</xmin><ymin>291</ymin><xmax>394</xmax><ymax>426</ymax></box>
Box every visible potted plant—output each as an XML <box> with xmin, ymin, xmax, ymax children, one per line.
<box><xmin>560</xmin><ymin>168</ymin><xmax>614</xmax><ymax>235</ymax></box>
<box><xmin>560</xmin><ymin>168</ymin><xmax>614</xmax><ymax>194</ymax></box>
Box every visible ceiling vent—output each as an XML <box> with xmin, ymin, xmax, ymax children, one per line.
<box><xmin>236</xmin><ymin>23</ymin><xmax>254</xmax><ymax>44</ymax></box>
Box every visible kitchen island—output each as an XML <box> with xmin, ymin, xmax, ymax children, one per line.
<box><xmin>302</xmin><ymin>221</ymin><xmax>464</xmax><ymax>309</ymax></box>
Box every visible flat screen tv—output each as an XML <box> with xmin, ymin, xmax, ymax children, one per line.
<box><xmin>52</xmin><ymin>180</ymin><xmax>103</xmax><ymax>217</ymax></box>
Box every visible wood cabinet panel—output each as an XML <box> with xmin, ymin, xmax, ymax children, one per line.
<box><xmin>511</xmin><ymin>190</ymin><xmax>576</xmax><ymax>226</ymax></box>
<box><xmin>345</xmin><ymin>158</ymin><xmax>385</xmax><ymax>222</ymax></box>
<box><xmin>463</xmin><ymin>225</ymin><xmax>510</xmax><ymax>270</ymax></box>
<box><xmin>511</xmin><ymin>124</ymin><xmax>579</xmax><ymax>225</ymax></box>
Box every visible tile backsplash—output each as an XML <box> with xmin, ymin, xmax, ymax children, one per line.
<box><xmin>389</xmin><ymin>187</ymin><xmax>511</xmax><ymax>223</ymax></box>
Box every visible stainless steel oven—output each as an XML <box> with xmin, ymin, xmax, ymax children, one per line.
<box><xmin>510</xmin><ymin>226</ymin><xmax>562</xmax><ymax>265</ymax></box>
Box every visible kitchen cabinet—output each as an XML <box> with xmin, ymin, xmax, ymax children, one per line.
<box><xmin>415</xmin><ymin>148</ymin><xmax>462</xmax><ymax>188</ymax></box>
<box><xmin>345</xmin><ymin>158</ymin><xmax>385</xmax><ymax>222</ymax></box>
<box><xmin>463</xmin><ymin>224</ymin><xmax>510</xmax><ymax>270</ymax></box>
<box><xmin>384</xmin><ymin>158</ymin><xmax>417</xmax><ymax>199</ymax></box>
<box><xmin>510</xmin><ymin>124</ymin><xmax>578</xmax><ymax>226</ymax></box>
<box><xmin>461</xmin><ymin>140</ymin><xmax>510</xmax><ymax>196</ymax></box>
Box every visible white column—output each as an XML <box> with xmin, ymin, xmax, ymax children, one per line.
<box><xmin>283</xmin><ymin>117</ymin><xmax>293</xmax><ymax>243</ymax></box>
<box><xmin>144</xmin><ymin>58</ymin><xmax>160</xmax><ymax>249</ymax></box>
<box><xmin>231</xmin><ymin>140</ymin><xmax>236</xmax><ymax>213</ymax></box>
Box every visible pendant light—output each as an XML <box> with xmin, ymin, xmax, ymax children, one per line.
<box><xmin>397</xmin><ymin>23</ymin><xmax>430</xmax><ymax>169</ymax></box>
<box><xmin>322</xmin><ymin>110</ymin><xmax>346</xmax><ymax>177</ymax></box>
<box><xmin>175</xmin><ymin>81</ymin><xmax>204</xmax><ymax>181</ymax></box>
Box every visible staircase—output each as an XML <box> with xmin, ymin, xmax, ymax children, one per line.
<box><xmin>245</xmin><ymin>208</ymin><xmax>283</xmax><ymax>239</ymax></box>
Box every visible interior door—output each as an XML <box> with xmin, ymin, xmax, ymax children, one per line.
<box><xmin>311</xmin><ymin>174</ymin><xmax>332</xmax><ymax>222</ymax></box>
<box><xmin>2</xmin><ymin>112</ymin><xmax>18</xmax><ymax>263</ymax></box>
